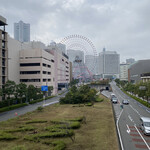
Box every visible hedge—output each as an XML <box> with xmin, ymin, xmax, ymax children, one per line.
<box><xmin>122</xmin><ymin>90</ymin><xmax>150</xmax><ymax>108</ymax></box>
<box><xmin>0</xmin><ymin>103</ymin><xmax>28</xmax><ymax>113</ymax></box>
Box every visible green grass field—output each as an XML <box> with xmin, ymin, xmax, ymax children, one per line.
<box><xmin>0</xmin><ymin>94</ymin><xmax>119</xmax><ymax>150</ymax></box>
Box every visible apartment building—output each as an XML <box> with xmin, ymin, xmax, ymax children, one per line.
<box><xmin>0</xmin><ymin>16</ymin><xmax>8</xmax><ymax>88</ymax></box>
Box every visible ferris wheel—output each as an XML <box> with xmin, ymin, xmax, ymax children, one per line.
<box><xmin>60</xmin><ymin>34</ymin><xmax>97</xmax><ymax>81</ymax></box>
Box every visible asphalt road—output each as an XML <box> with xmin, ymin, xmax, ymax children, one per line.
<box><xmin>0</xmin><ymin>91</ymin><xmax>67</xmax><ymax>122</ymax></box>
<box><xmin>109</xmin><ymin>81</ymin><xmax>150</xmax><ymax>150</ymax></box>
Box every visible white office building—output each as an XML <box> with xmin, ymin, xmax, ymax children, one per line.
<box><xmin>99</xmin><ymin>48</ymin><xmax>120</xmax><ymax>79</ymax></box>
<box><xmin>14</xmin><ymin>20</ymin><xmax>30</xmax><ymax>42</ymax></box>
<box><xmin>120</xmin><ymin>63</ymin><xmax>129</xmax><ymax>81</ymax></box>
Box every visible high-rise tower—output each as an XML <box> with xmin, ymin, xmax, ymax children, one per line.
<box><xmin>14</xmin><ymin>20</ymin><xmax>30</xmax><ymax>42</ymax></box>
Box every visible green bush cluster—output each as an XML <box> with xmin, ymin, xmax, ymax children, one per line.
<box><xmin>123</xmin><ymin>90</ymin><xmax>150</xmax><ymax>108</ymax></box>
<box><xmin>52</xmin><ymin>140</ymin><xmax>66</xmax><ymax>150</ymax></box>
<box><xmin>24</xmin><ymin>130</ymin><xmax>74</xmax><ymax>141</ymax></box>
<box><xmin>26</xmin><ymin>120</ymin><xmax>47</xmax><ymax>124</ymax></box>
<box><xmin>95</xmin><ymin>97</ymin><xmax>104</xmax><ymax>102</ymax></box>
<box><xmin>47</xmin><ymin>121</ymin><xmax>80</xmax><ymax>130</ymax></box>
<box><xmin>10</xmin><ymin>145</ymin><xmax>26</xmax><ymax>150</ymax></box>
<box><xmin>3</xmin><ymin>126</ymin><xmax>35</xmax><ymax>133</ymax></box>
<box><xmin>0</xmin><ymin>132</ymin><xmax>18</xmax><ymax>141</ymax></box>
<box><xmin>0</xmin><ymin>103</ymin><xmax>28</xmax><ymax>113</ymax></box>
<box><xmin>60</xmin><ymin>85</ymin><xmax>97</xmax><ymax>104</ymax></box>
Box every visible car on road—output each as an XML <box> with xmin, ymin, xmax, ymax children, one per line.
<box><xmin>122</xmin><ymin>99</ymin><xmax>129</xmax><ymax>105</ymax></box>
<box><xmin>112</xmin><ymin>97</ymin><xmax>118</xmax><ymax>104</ymax></box>
<box><xmin>140</xmin><ymin>117</ymin><xmax>150</xmax><ymax>135</ymax></box>
<box><xmin>110</xmin><ymin>93</ymin><xmax>116</xmax><ymax>101</ymax></box>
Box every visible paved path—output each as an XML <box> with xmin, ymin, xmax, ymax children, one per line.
<box><xmin>0</xmin><ymin>91</ymin><xmax>67</xmax><ymax>122</ymax></box>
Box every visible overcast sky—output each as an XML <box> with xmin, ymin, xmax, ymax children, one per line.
<box><xmin>0</xmin><ymin>0</ymin><xmax>150</xmax><ymax>62</ymax></box>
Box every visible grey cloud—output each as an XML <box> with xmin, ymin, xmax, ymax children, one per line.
<box><xmin>0</xmin><ymin>0</ymin><xmax>150</xmax><ymax>62</ymax></box>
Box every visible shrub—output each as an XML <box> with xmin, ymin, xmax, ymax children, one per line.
<box><xmin>95</xmin><ymin>97</ymin><xmax>104</xmax><ymax>102</ymax></box>
<box><xmin>0</xmin><ymin>103</ymin><xmax>28</xmax><ymax>113</ymax></box>
<box><xmin>24</xmin><ymin>130</ymin><xmax>74</xmax><ymax>140</ymax></box>
<box><xmin>29</xmin><ymin>99</ymin><xmax>43</xmax><ymax>104</ymax></box>
<box><xmin>4</xmin><ymin>126</ymin><xmax>35</xmax><ymax>133</ymax></box>
<box><xmin>26</xmin><ymin>120</ymin><xmax>47</xmax><ymax>124</ymax></box>
<box><xmin>10</xmin><ymin>145</ymin><xmax>26</xmax><ymax>150</ymax></box>
<box><xmin>52</xmin><ymin>141</ymin><xmax>66</xmax><ymax>150</ymax></box>
<box><xmin>37</xmin><ymin>106</ymin><xmax>44</xmax><ymax>112</ymax></box>
<box><xmin>46</xmin><ymin>121</ymin><xmax>80</xmax><ymax>130</ymax></box>
<box><xmin>0</xmin><ymin>133</ymin><xmax>18</xmax><ymax>141</ymax></box>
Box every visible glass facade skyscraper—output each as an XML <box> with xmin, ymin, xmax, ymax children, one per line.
<box><xmin>14</xmin><ymin>20</ymin><xmax>30</xmax><ymax>42</ymax></box>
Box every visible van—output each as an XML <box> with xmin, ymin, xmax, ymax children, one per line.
<box><xmin>140</xmin><ymin>117</ymin><xmax>150</xmax><ymax>135</ymax></box>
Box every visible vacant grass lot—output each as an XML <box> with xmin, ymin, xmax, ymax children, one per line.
<box><xmin>0</xmin><ymin>94</ymin><xmax>119</xmax><ymax>150</ymax></box>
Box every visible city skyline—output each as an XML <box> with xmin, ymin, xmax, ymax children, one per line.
<box><xmin>0</xmin><ymin>0</ymin><xmax>150</xmax><ymax>62</ymax></box>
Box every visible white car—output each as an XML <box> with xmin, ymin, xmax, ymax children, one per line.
<box><xmin>140</xmin><ymin>117</ymin><xmax>150</xmax><ymax>135</ymax></box>
<box><xmin>112</xmin><ymin>97</ymin><xmax>118</xmax><ymax>104</ymax></box>
<box><xmin>122</xmin><ymin>99</ymin><xmax>129</xmax><ymax>105</ymax></box>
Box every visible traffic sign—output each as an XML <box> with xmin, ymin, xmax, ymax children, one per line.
<box><xmin>41</xmin><ymin>85</ymin><xmax>48</xmax><ymax>91</ymax></box>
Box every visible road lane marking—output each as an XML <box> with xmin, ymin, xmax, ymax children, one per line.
<box><xmin>116</xmin><ymin>109</ymin><xmax>124</xmax><ymax>150</ymax></box>
<box><xmin>129</xmin><ymin>105</ymin><xmax>141</xmax><ymax>116</ymax></box>
<box><xmin>134</xmin><ymin>125</ymin><xmax>150</xmax><ymax>150</ymax></box>
<box><xmin>126</xmin><ymin>124</ymin><xmax>130</xmax><ymax>134</ymax></box>
<box><xmin>43</xmin><ymin>101</ymin><xmax>59</xmax><ymax>107</ymax></box>
<box><xmin>128</xmin><ymin>115</ymin><xmax>133</xmax><ymax>122</ymax></box>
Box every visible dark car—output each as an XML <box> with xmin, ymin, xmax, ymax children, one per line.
<box><xmin>122</xmin><ymin>99</ymin><xmax>129</xmax><ymax>105</ymax></box>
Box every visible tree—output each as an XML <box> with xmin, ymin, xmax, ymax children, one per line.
<box><xmin>3</xmin><ymin>80</ymin><xmax>16</xmax><ymax>105</ymax></box>
<box><xmin>27</xmin><ymin>85</ymin><xmax>37</xmax><ymax>101</ymax></box>
<box><xmin>48</xmin><ymin>86</ymin><xmax>53</xmax><ymax>96</ymax></box>
<box><xmin>16</xmin><ymin>83</ymin><xmax>27</xmax><ymax>103</ymax></box>
<box><xmin>0</xmin><ymin>88</ymin><xmax>3</xmax><ymax>97</ymax></box>
<box><xmin>3</xmin><ymin>80</ymin><xmax>16</xmax><ymax>99</ymax></box>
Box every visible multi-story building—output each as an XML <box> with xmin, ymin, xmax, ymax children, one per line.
<box><xmin>8</xmin><ymin>36</ymin><xmax>45</xmax><ymax>84</ymax></box>
<box><xmin>99</xmin><ymin>48</ymin><xmax>120</xmax><ymax>79</ymax></box>
<box><xmin>0</xmin><ymin>16</ymin><xmax>8</xmax><ymax>89</ymax></box>
<box><xmin>19</xmin><ymin>48</ymin><xmax>55</xmax><ymax>94</ymax></box>
<box><xmin>128</xmin><ymin>59</ymin><xmax>150</xmax><ymax>83</ymax></box>
<box><xmin>120</xmin><ymin>63</ymin><xmax>129</xmax><ymax>81</ymax></box>
<box><xmin>126</xmin><ymin>58</ymin><xmax>135</xmax><ymax>64</ymax></box>
<box><xmin>46</xmin><ymin>48</ymin><xmax>70</xmax><ymax>93</ymax></box>
<box><xmin>14</xmin><ymin>20</ymin><xmax>30</xmax><ymax>42</ymax></box>
<box><xmin>141</xmin><ymin>72</ymin><xmax>150</xmax><ymax>83</ymax></box>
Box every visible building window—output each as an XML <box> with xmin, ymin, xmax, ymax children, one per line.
<box><xmin>43</xmin><ymin>71</ymin><xmax>46</xmax><ymax>74</ymax></box>
<box><xmin>43</xmin><ymin>79</ymin><xmax>47</xmax><ymax>82</ymax></box>
<box><xmin>51</xmin><ymin>59</ymin><xmax>54</xmax><ymax>63</ymax></box>
<box><xmin>48</xmin><ymin>79</ymin><xmax>51</xmax><ymax>82</ymax></box>
<box><xmin>42</xmin><ymin>63</ymin><xmax>46</xmax><ymax>67</ymax></box>
<box><xmin>20</xmin><ymin>63</ymin><xmax>40</xmax><ymax>66</ymax></box>
<box><xmin>20</xmin><ymin>71</ymin><xmax>40</xmax><ymax>74</ymax></box>
<box><xmin>47</xmin><ymin>65</ymin><xmax>51</xmax><ymax>68</ymax></box>
<box><xmin>48</xmin><ymin>72</ymin><xmax>51</xmax><ymax>75</ymax></box>
<box><xmin>20</xmin><ymin>79</ymin><xmax>41</xmax><ymax>82</ymax></box>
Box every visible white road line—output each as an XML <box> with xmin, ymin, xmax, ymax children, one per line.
<box><xmin>126</xmin><ymin>124</ymin><xmax>130</xmax><ymax>134</ymax></box>
<box><xmin>116</xmin><ymin>109</ymin><xmax>124</xmax><ymax>150</ymax></box>
<box><xmin>128</xmin><ymin>115</ymin><xmax>133</xmax><ymax>122</ymax></box>
<box><xmin>134</xmin><ymin>125</ymin><xmax>150</xmax><ymax>150</ymax></box>
<box><xmin>43</xmin><ymin>101</ymin><xmax>59</xmax><ymax>107</ymax></box>
<box><xmin>129</xmin><ymin>105</ymin><xmax>141</xmax><ymax>116</ymax></box>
